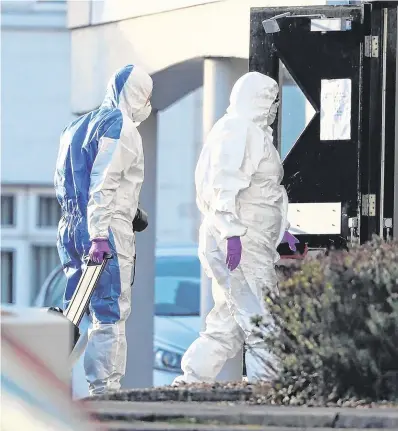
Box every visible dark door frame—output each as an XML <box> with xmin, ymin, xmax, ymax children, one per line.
<box><xmin>249</xmin><ymin>2</ymin><xmax>397</xmax><ymax>244</ymax></box>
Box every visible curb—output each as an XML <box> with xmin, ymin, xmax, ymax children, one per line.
<box><xmin>85</xmin><ymin>401</ymin><xmax>398</xmax><ymax>429</ymax></box>
<box><xmin>104</xmin><ymin>422</ymin><xmax>280</xmax><ymax>430</ymax></box>
<box><xmin>86</xmin><ymin>387</ymin><xmax>257</xmax><ymax>403</ymax></box>
<box><xmin>104</xmin><ymin>423</ymin><xmax>391</xmax><ymax>431</ymax></box>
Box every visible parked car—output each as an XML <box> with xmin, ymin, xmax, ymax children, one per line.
<box><xmin>35</xmin><ymin>246</ymin><xmax>201</xmax><ymax>397</ymax></box>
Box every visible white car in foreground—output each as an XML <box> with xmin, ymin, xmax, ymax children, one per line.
<box><xmin>35</xmin><ymin>246</ymin><xmax>201</xmax><ymax>398</ymax></box>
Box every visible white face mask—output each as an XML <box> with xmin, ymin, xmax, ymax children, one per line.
<box><xmin>133</xmin><ymin>101</ymin><xmax>152</xmax><ymax>123</ymax></box>
<box><xmin>266</xmin><ymin>99</ymin><xmax>279</xmax><ymax>126</ymax></box>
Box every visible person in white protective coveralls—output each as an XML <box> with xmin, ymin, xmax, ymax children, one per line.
<box><xmin>54</xmin><ymin>65</ymin><xmax>152</xmax><ymax>395</ymax></box>
<box><xmin>173</xmin><ymin>72</ymin><xmax>292</xmax><ymax>384</ymax></box>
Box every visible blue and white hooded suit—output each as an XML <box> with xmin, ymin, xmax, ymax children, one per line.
<box><xmin>54</xmin><ymin>65</ymin><xmax>152</xmax><ymax>395</ymax></box>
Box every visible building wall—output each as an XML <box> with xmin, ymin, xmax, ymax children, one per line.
<box><xmin>1</xmin><ymin>1</ymin><xmax>72</xmax><ymax>305</ymax></box>
<box><xmin>1</xmin><ymin>0</ymin><xmax>332</xmax><ymax>304</ymax></box>
<box><xmin>90</xmin><ymin>0</ymin><xmax>222</xmax><ymax>26</ymax></box>
<box><xmin>1</xmin><ymin>186</ymin><xmax>61</xmax><ymax>305</ymax></box>
<box><xmin>67</xmin><ymin>0</ymin><xmax>326</xmax><ymax>115</ymax></box>
<box><xmin>68</xmin><ymin>0</ymin><xmax>222</xmax><ymax>28</ymax></box>
<box><xmin>68</xmin><ymin>0</ymin><xmax>334</xmax><ymax>29</ymax></box>
<box><xmin>1</xmin><ymin>1</ymin><xmax>73</xmax><ymax>185</ymax></box>
<box><xmin>156</xmin><ymin>89</ymin><xmax>203</xmax><ymax>246</ymax></box>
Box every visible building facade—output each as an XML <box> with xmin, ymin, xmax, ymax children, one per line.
<box><xmin>0</xmin><ymin>0</ymin><xmax>205</xmax><ymax>307</ymax></box>
<box><xmin>65</xmin><ymin>0</ymin><xmax>337</xmax><ymax>388</ymax></box>
<box><xmin>1</xmin><ymin>0</ymin><xmax>72</xmax><ymax>306</ymax></box>
<box><xmin>1</xmin><ymin>0</ymin><xmax>358</xmax><ymax>386</ymax></box>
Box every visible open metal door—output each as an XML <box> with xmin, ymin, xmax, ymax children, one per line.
<box><xmin>250</xmin><ymin>5</ymin><xmax>365</xmax><ymax>250</ymax></box>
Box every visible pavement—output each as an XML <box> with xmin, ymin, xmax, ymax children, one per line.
<box><xmin>85</xmin><ymin>401</ymin><xmax>398</xmax><ymax>430</ymax></box>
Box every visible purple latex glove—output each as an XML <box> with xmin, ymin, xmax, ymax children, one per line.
<box><xmin>282</xmin><ymin>231</ymin><xmax>299</xmax><ymax>252</ymax></box>
<box><xmin>226</xmin><ymin>237</ymin><xmax>242</xmax><ymax>271</ymax></box>
<box><xmin>89</xmin><ymin>238</ymin><xmax>111</xmax><ymax>264</ymax></box>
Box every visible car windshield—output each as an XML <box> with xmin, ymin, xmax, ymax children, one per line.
<box><xmin>40</xmin><ymin>254</ymin><xmax>201</xmax><ymax>317</ymax></box>
<box><xmin>154</xmin><ymin>276</ymin><xmax>200</xmax><ymax>317</ymax></box>
<box><xmin>43</xmin><ymin>270</ymin><xmax>65</xmax><ymax>308</ymax></box>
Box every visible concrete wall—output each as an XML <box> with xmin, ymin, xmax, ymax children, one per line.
<box><xmin>90</xmin><ymin>0</ymin><xmax>222</xmax><ymax>26</ymax></box>
<box><xmin>68</xmin><ymin>0</ymin><xmax>222</xmax><ymax>28</ymax></box>
<box><xmin>67</xmin><ymin>0</ymin><xmax>326</xmax><ymax>115</ymax></box>
<box><xmin>156</xmin><ymin>89</ymin><xmax>202</xmax><ymax>246</ymax></box>
<box><xmin>125</xmin><ymin>113</ymin><xmax>158</xmax><ymax>388</ymax></box>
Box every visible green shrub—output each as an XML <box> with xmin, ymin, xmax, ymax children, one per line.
<box><xmin>258</xmin><ymin>237</ymin><xmax>398</xmax><ymax>404</ymax></box>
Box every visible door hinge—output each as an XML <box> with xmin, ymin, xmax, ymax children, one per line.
<box><xmin>364</xmin><ymin>35</ymin><xmax>379</xmax><ymax>58</ymax></box>
<box><xmin>362</xmin><ymin>194</ymin><xmax>376</xmax><ymax>216</ymax></box>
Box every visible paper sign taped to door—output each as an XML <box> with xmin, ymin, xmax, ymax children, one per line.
<box><xmin>320</xmin><ymin>79</ymin><xmax>351</xmax><ymax>141</ymax></box>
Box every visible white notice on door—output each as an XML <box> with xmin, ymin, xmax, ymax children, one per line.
<box><xmin>320</xmin><ymin>78</ymin><xmax>351</xmax><ymax>141</ymax></box>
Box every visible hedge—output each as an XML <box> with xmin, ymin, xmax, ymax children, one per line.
<box><xmin>255</xmin><ymin>237</ymin><xmax>398</xmax><ymax>404</ymax></box>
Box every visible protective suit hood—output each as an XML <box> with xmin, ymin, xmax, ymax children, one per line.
<box><xmin>56</xmin><ymin>64</ymin><xmax>150</xmax><ymax>396</ymax></box>
<box><xmin>101</xmin><ymin>64</ymin><xmax>153</xmax><ymax>124</ymax></box>
<box><xmin>227</xmin><ymin>72</ymin><xmax>279</xmax><ymax>128</ymax></box>
<box><xmin>175</xmin><ymin>71</ymin><xmax>287</xmax><ymax>387</ymax></box>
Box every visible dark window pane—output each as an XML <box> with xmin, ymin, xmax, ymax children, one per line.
<box><xmin>1</xmin><ymin>251</ymin><xmax>14</xmax><ymax>303</ymax></box>
<box><xmin>1</xmin><ymin>196</ymin><xmax>15</xmax><ymax>226</ymax></box>
<box><xmin>37</xmin><ymin>197</ymin><xmax>61</xmax><ymax>227</ymax></box>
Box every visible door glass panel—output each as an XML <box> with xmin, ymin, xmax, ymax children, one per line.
<box><xmin>279</xmin><ymin>60</ymin><xmax>316</xmax><ymax>160</ymax></box>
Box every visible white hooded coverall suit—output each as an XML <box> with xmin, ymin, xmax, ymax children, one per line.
<box><xmin>175</xmin><ymin>72</ymin><xmax>288</xmax><ymax>384</ymax></box>
<box><xmin>55</xmin><ymin>65</ymin><xmax>152</xmax><ymax>395</ymax></box>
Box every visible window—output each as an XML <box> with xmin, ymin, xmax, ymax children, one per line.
<box><xmin>278</xmin><ymin>60</ymin><xmax>315</xmax><ymax>160</ymax></box>
<box><xmin>1</xmin><ymin>196</ymin><xmax>15</xmax><ymax>226</ymax></box>
<box><xmin>32</xmin><ymin>246</ymin><xmax>60</xmax><ymax>304</ymax></box>
<box><xmin>37</xmin><ymin>196</ymin><xmax>61</xmax><ymax>227</ymax></box>
<box><xmin>1</xmin><ymin>251</ymin><xmax>14</xmax><ymax>303</ymax></box>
